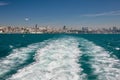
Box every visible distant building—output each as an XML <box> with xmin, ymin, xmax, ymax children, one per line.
<box><xmin>0</xmin><ymin>29</ymin><xmax>3</xmax><ymax>33</ymax></box>
<box><xmin>63</xmin><ymin>26</ymin><xmax>67</xmax><ymax>30</ymax></box>
<box><xmin>112</xmin><ymin>26</ymin><xmax>117</xmax><ymax>31</ymax></box>
<box><xmin>81</xmin><ymin>27</ymin><xmax>89</xmax><ymax>33</ymax></box>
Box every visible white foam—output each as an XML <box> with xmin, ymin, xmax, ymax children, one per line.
<box><xmin>79</xmin><ymin>39</ymin><xmax>120</xmax><ymax>80</ymax></box>
<box><xmin>9</xmin><ymin>45</ymin><xmax>14</xmax><ymax>49</ymax></box>
<box><xmin>8</xmin><ymin>37</ymin><xmax>86</xmax><ymax>80</ymax></box>
<box><xmin>115</xmin><ymin>47</ymin><xmax>120</xmax><ymax>50</ymax></box>
<box><xmin>0</xmin><ymin>43</ymin><xmax>41</xmax><ymax>77</ymax></box>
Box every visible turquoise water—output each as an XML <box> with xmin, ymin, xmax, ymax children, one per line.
<box><xmin>0</xmin><ymin>34</ymin><xmax>120</xmax><ymax>80</ymax></box>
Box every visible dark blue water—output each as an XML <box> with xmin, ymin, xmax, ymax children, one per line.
<box><xmin>0</xmin><ymin>34</ymin><xmax>120</xmax><ymax>80</ymax></box>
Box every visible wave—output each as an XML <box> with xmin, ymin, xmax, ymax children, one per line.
<box><xmin>79</xmin><ymin>38</ymin><xmax>120</xmax><ymax>80</ymax></box>
<box><xmin>2</xmin><ymin>35</ymin><xmax>119</xmax><ymax>80</ymax></box>
<box><xmin>7</xmin><ymin>36</ymin><xmax>86</xmax><ymax>80</ymax></box>
<box><xmin>0</xmin><ymin>43</ymin><xmax>41</xmax><ymax>79</ymax></box>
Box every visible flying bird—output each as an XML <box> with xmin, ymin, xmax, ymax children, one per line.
<box><xmin>25</xmin><ymin>18</ymin><xmax>29</xmax><ymax>21</ymax></box>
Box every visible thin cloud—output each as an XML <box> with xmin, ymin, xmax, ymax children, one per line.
<box><xmin>0</xmin><ymin>1</ymin><xmax>9</xmax><ymax>6</ymax></box>
<box><xmin>82</xmin><ymin>10</ymin><xmax>120</xmax><ymax>17</ymax></box>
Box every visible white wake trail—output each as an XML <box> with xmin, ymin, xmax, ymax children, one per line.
<box><xmin>8</xmin><ymin>37</ymin><xmax>86</xmax><ymax>80</ymax></box>
<box><xmin>0</xmin><ymin>43</ymin><xmax>41</xmax><ymax>78</ymax></box>
<box><xmin>79</xmin><ymin>38</ymin><xmax>120</xmax><ymax>80</ymax></box>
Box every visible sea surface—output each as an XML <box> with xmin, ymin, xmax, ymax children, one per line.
<box><xmin>0</xmin><ymin>34</ymin><xmax>120</xmax><ymax>80</ymax></box>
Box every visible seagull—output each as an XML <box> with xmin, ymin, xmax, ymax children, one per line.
<box><xmin>25</xmin><ymin>17</ymin><xmax>29</xmax><ymax>21</ymax></box>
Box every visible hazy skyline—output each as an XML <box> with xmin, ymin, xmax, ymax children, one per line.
<box><xmin>0</xmin><ymin>0</ymin><xmax>120</xmax><ymax>28</ymax></box>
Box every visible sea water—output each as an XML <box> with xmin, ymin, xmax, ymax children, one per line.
<box><xmin>0</xmin><ymin>34</ymin><xmax>120</xmax><ymax>80</ymax></box>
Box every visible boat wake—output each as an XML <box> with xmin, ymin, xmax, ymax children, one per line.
<box><xmin>1</xmin><ymin>36</ymin><xmax>120</xmax><ymax>80</ymax></box>
<box><xmin>79</xmin><ymin>38</ymin><xmax>120</xmax><ymax>80</ymax></box>
<box><xmin>0</xmin><ymin>43</ymin><xmax>41</xmax><ymax>79</ymax></box>
<box><xmin>7</xmin><ymin>37</ymin><xmax>86</xmax><ymax>80</ymax></box>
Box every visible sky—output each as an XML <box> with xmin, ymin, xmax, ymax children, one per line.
<box><xmin>0</xmin><ymin>0</ymin><xmax>120</xmax><ymax>28</ymax></box>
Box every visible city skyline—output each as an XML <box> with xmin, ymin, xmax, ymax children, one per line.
<box><xmin>0</xmin><ymin>0</ymin><xmax>120</xmax><ymax>28</ymax></box>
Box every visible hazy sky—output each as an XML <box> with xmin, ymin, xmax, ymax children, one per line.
<box><xmin>0</xmin><ymin>0</ymin><xmax>120</xmax><ymax>28</ymax></box>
